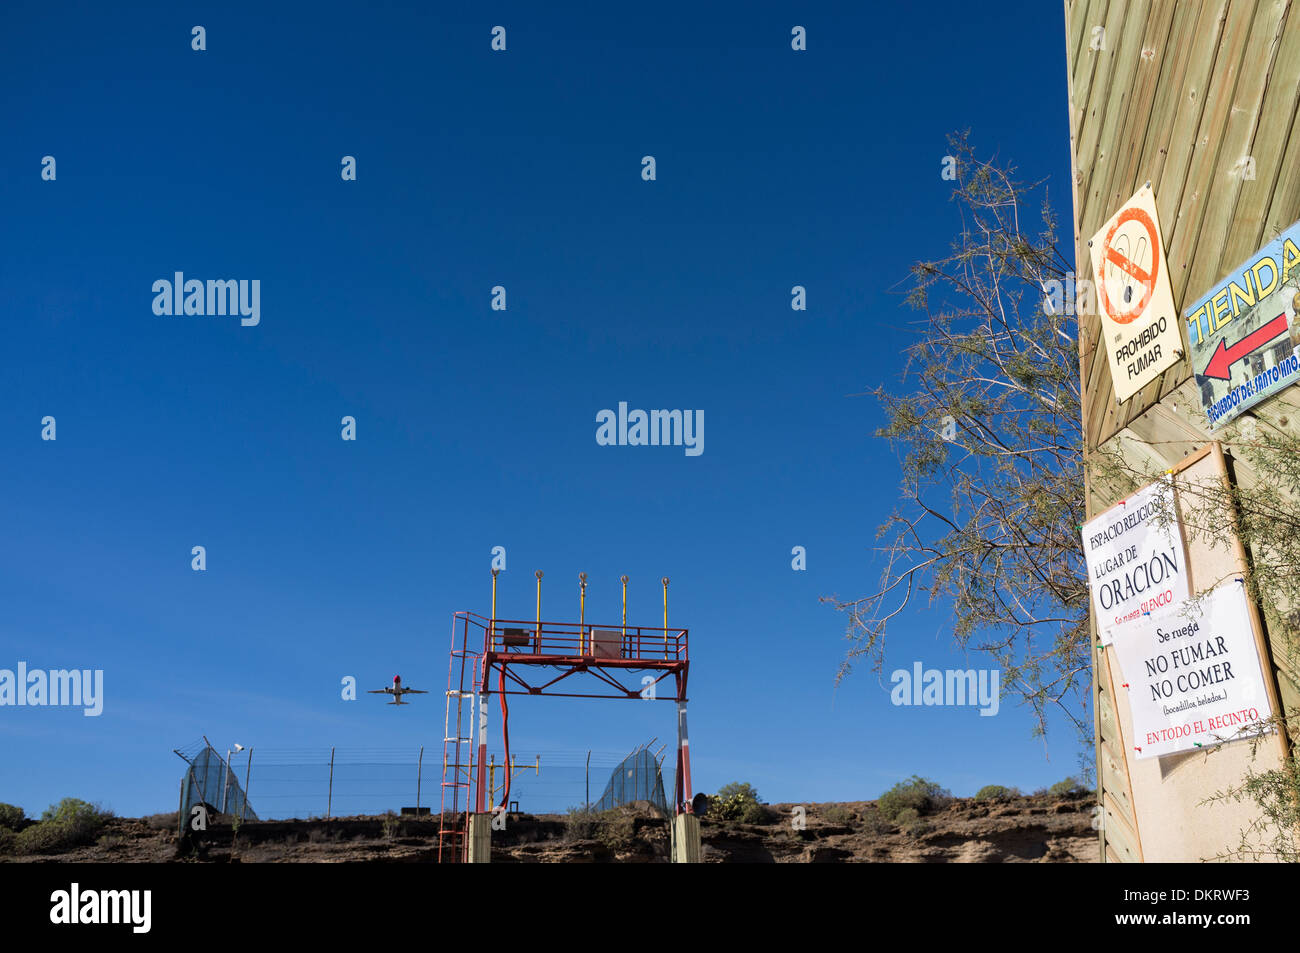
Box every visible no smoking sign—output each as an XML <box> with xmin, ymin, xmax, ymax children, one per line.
<box><xmin>1089</xmin><ymin>185</ymin><xmax>1182</xmax><ymax>402</ymax></box>
<box><xmin>1100</xmin><ymin>207</ymin><xmax>1159</xmax><ymax>323</ymax></box>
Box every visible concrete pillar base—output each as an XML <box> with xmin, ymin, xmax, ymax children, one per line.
<box><xmin>671</xmin><ymin>812</ymin><xmax>701</xmax><ymax>863</ymax></box>
<box><xmin>467</xmin><ymin>813</ymin><xmax>492</xmax><ymax>863</ymax></box>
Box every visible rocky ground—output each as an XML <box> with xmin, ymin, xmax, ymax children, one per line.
<box><xmin>3</xmin><ymin>790</ymin><xmax>1096</xmax><ymax>863</ymax></box>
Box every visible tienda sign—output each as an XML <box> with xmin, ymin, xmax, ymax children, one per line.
<box><xmin>1185</xmin><ymin>218</ymin><xmax>1300</xmax><ymax>428</ymax></box>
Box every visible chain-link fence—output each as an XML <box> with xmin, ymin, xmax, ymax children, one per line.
<box><xmin>173</xmin><ymin>740</ymin><xmax>668</xmax><ymax>820</ymax></box>
<box><xmin>175</xmin><ymin>742</ymin><xmax>257</xmax><ymax>822</ymax></box>
<box><xmin>594</xmin><ymin>743</ymin><xmax>668</xmax><ymax>814</ymax></box>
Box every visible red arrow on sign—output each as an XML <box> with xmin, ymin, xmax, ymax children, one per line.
<box><xmin>1203</xmin><ymin>313</ymin><xmax>1289</xmax><ymax>380</ymax></box>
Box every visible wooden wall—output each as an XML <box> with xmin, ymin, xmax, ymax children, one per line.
<box><xmin>1065</xmin><ymin>0</ymin><xmax>1300</xmax><ymax>861</ymax></box>
<box><xmin>1067</xmin><ymin>0</ymin><xmax>1300</xmax><ymax>452</ymax></box>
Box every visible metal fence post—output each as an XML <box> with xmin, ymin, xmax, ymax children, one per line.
<box><xmin>327</xmin><ymin>747</ymin><xmax>335</xmax><ymax>819</ymax></box>
<box><xmin>241</xmin><ymin>748</ymin><xmax>253</xmax><ymax>823</ymax></box>
<box><xmin>416</xmin><ymin>745</ymin><xmax>424</xmax><ymax>812</ymax></box>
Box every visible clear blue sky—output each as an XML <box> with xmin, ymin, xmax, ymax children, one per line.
<box><xmin>0</xmin><ymin>0</ymin><xmax>1082</xmax><ymax>818</ymax></box>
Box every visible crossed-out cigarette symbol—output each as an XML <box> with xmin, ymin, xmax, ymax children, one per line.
<box><xmin>1100</xmin><ymin>207</ymin><xmax>1159</xmax><ymax>324</ymax></box>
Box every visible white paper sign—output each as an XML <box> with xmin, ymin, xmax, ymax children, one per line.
<box><xmin>1082</xmin><ymin>480</ymin><xmax>1189</xmax><ymax>645</ymax></box>
<box><xmin>1110</xmin><ymin>583</ymin><xmax>1273</xmax><ymax>759</ymax></box>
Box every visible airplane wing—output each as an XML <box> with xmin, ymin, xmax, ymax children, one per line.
<box><xmin>368</xmin><ymin>688</ymin><xmax>393</xmax><ymax>694</ymax></box>
<box><xmin>406</xmin><ymin>689</ymin><xmax>428</xmax><ymax>694</ymax></box>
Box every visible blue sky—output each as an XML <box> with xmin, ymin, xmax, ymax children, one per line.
<box><xmin>0</xmin><ymin>0</ymin><xmax>1082</xmax><ymax>819</ymax></box>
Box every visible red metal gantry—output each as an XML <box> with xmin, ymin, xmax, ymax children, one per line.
<box><xmin>438</xmin><ymin>572</ymin><xmax>692</xmax><ymax>862</ymax></box>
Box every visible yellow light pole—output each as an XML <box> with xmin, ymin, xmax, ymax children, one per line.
<box><xmin>621</xmin><ymin>574</ymin><xmax>629</xmax><ymax>654</ymax></box>
<box><xmin>490</xmin><ymin>568</ymin><xmax>499</xmax><ymax>650</ymax></box>
<box><xmin>662</xmin><ymin>576</ymin><xmax>670</xmax><ymax>658</ymax></box>
<box><xmin>534</xmin><ymin>570</ymin><xmax>544</xmax><ymax>646</ymax></box>
<box><xmin>579</xmin><ymin>572</ymin><xmax>588</xmax><ymax>655</ymax></box>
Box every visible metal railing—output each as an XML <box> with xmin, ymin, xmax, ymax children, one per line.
<box><xmin>459</xmin><ymin>612</ymin><xmax>688</xmax><ymax>662</ymax></box>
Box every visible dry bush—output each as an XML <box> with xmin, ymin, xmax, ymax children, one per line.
<box><xmin>822</xmin><ymin>804</ymin><xmax>855</xmax><ymax>826</ymax></box>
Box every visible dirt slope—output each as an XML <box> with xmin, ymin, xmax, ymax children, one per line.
<box><xmin>3</xmin><ymin>792</ymin><xmax>1095</xmax><ymax>863</ymax></box>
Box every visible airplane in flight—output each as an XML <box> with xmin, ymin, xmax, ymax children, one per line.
<box><xmin>368</xmin><ymin>675</ymin><xmax>428</xmax><ymax>705</ymax></box>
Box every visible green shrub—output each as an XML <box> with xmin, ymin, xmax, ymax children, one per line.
<box><xmin>0</xmin><ymin>803</ymin><xmax>26</xmax><ymax>830</ymax></box>
<box><xmin>877</xmin><ymin>776</ymin><xmax>952</xmax><ymax>821</ymax></box>
<box><xmin>14</xmin><ymin>799</ymin><xmax>112</xmax><ymax>854</ymax></box>
<box><xmin>974</xmin><ymin>784</ymin><xmax>1021</xmax><ymax>802</ymax></box>
<box><xmin>0</xmin><ymin>828</ymin><xmax>15</xmax><ymax>854</ymax></box>
<box><xmin>715</xmin><ymin>782</ymin><xmax>761</xmax><ymax>803</ymax></box>
<box><xmin>711</xmin><ymin>782</ymin><xmax>770</xmax><ymax>822</ymax></box>
<box><xmin>1047</xmin><ymin>777</ymin><xmax>1088</xmax><ymax>797</ymax></box>
<box><xmin>15</xmin><ymin>821</ymin><xmax>74</xmax><ymax>854</ymax></box>
<box><xmin>41</xmin><ymin>798</ymin><xmax>111</xmax><ymax>826</ymax></box>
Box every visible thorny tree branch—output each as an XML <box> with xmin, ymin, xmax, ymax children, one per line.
<box><xmin>824</xmin><ymin>132</ymin><xmax>1091</xmax><ymax>754</ymax></box>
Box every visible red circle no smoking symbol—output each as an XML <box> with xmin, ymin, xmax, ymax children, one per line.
<box><xmin>1098</xmin><ymin>207</ymin><xmax>1159</xmax><ymax>325</ymax></box>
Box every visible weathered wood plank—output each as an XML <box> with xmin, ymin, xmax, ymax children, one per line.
<box><xmin>1101</xmin><ymin>754</ymin><xmax>1133</xmax><ymax>813</ymax></box>
<box><xmin>1076</xmin><ymin>0</ymin><xmax>1140</xmax><ymax>212</ymax></box>
<box><xmin>1180</xmin><ymin>0</ymin><xmax>1289</xmax><ymax>312</ymax></box>
<box><xmin>1077</xmin><ymin>0</ymin><xmax>1156</xmax><ymax>223</ymax></box>
<box><xmin>1135</xmin><ymin>0</ymin><xmax>1211</xmax><ymax>193</ymax></box>
<box><xmin>1070</xmin><ymin>0</ymin><xmax>1102</xmax><ymax>84</ymax></box>
<box><xmin>1068</xmin><ymin>0</ymin><xmax>1097</xmax><ymax>256</ymax></box>
<box><xmin>1212</xmin><ymin>0</ymin><xmax>1300</xmax><ymax>272</ymax></box>
<box><xmin>1084</xmin><ymin>0</ymin><xmax>1182</xmax><ymax>229</ymax></box>
<box><xmin>1105</xmin><ymin>0</ymin><xmax>1235</xmax><ymax>446</ymax></box>
<box><xmin>1262</xmin><ymin>121</ymin><xmax>1300</xmax><ymax>240</ymax></box>
<box><xmin>1072</xmin><ymin>0</ymin><xmax>1115</xmax><ymax>138</ymax></box>
<box><xmin>1098</xmin><ymin>683</ymin><xmax>1126</xmax><ymax>754</ymax></box>
<box><xmin>1099</xmin><ymin>722</ymin><xmax>1136</xmax><ymax>818</ymax></box>
<box><xmin>1103</xmin><ymin>790</ymin><xmax>1143</xmax><ymax>859</ymax></box>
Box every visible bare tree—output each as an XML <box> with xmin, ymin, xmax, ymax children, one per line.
<box><xmin>825</xmin><ymin>132</ymin><xmax>1090</xmax><ymax>748</ymax></box>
